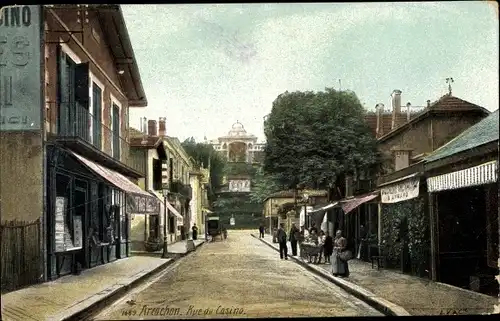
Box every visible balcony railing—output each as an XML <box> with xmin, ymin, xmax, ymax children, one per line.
<box><xmin>170</xmin><ymin>180</ymin><xmax>193</xmax><ymax>200</ymax></box>
<box><xmin>46</xmin><ymin>103</ymin><xmax>142</xmax><ymax>173</ymax></box>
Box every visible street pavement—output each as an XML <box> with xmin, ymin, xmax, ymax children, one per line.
<box><xmin>93</xmin><ymin>230</ymin><xmax>382</xmax><ymax>319</ymax></box>
<box><xmin>256</xmin><ymin>233</ymin><xmax>499</xmax><ymax>316</ymax></box>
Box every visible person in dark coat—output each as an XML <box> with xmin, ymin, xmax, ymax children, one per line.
<box><xmin>323</xmin><ymin>231</ymin><xmax>334</xmax><ymax>263</ymax></box>
<box><xmin>192</xmin><ymin>224</ymin><xmax>198</xmax><ymax>240</ymax></box>
<box><xmin>259</xmin><ymin>224</ymin><xmax>265</xmax><ymax>238</ymax></box>
<box><xmin>288</xmin><ymin>223</ymin><xmax>299</xmax><ymax>256</ymax></box>
<box><xmin>277</xmin><ymin>223</ymin><xmax>288</xmax><ymax>260</ymax></box>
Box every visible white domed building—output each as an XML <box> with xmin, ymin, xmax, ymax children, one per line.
<box><xmin>205</xmin><ymin>121</ymin><xmax>266</xmax><ymax>164</ymax></box>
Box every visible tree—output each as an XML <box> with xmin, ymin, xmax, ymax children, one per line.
<box><xmin>263</xmin><ymin>88</ymin><xmax>380</xmax><ymax>190</ymax></box>
<box><xmin>248</xmin><ymin>166</ymin><xmax>284</xmax><ymax>204</ymax></box>
<box><xmin>181</xmin><ymin>138</ymin><xmax>226</xmax><ymax>203</ymax></box>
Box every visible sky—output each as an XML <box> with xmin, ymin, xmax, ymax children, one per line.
<box><xmin>122</xmin><ymin>2</ymin><xmax>499</xmax><ymax>143</ymax></box>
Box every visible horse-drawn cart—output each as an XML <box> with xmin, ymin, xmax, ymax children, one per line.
<box><xmin>207</xmin><ymin>216</ymin><xmax>224</xmax><ymax>241</ymax></box>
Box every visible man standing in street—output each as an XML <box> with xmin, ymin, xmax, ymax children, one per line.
<box><xmin>289</xmin><ymin>223</ymin><xmax>299</xmax><ymax>256</ymax></box>
<box><xmin>258</xmin><ymin>224</ymin><xmax>265</xmax><ymax>238</ymax></box>
<box><xmin>277</xmin><ymin>223</ymin><xmax>288</xmax><ymax>260</ymax></box>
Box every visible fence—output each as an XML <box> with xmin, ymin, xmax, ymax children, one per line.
<box><xmin>1</xmin><ymin>219</ymin><xmax>42</xmax><ymax>293</ymax></box>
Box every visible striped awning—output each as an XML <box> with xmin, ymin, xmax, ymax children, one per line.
<box><xmin>427</xmin><ymin>160</ymin><xmax>498</xmax><ymax>193</ymax></box>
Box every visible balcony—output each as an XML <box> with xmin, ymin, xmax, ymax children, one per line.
<box><xmin>46</xmin><ymin>103</ymin><xmax>143</xmax><ymax>178</ymax></box>
<box><xmin>170</xmin><ymin>180</ymin><xmax>192</xmax><ymax>200</ymax></box>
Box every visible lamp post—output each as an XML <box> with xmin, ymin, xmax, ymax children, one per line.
<box><xmin>161</xmin><ymin>188</ymin><xmax>169</xmax><ymax>258</ymax></box>
<box><xmin>303</xmin><ymin>193</ymin><xmax>309</xmax><ymax>229</ymax></box>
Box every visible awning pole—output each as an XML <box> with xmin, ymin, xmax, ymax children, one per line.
<box><xmin>377</xmin><ymin>202</ymin><xmax>382</xmax><ymax>247</ymax></box>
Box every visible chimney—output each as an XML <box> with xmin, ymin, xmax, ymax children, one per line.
<box><xmin>391</xmin><ymin>89</ymin><xmax>402</xmax><ymax>130</ymax></box>
<box><xmin>375</xmin><ymin>103</ymin><xmax>385</xmax><ymax>138</ymax></box>
<box><xmin>139</xmin><ymin>117</ymin><xmax>143</xmax><ymax>132</ymax></box>
<box><xmin>148</xmin><ymin>119</ymin><xmax>157</xmax><ymax>136</ymax></box>
<box><xmin>158</xmin><ymin>117</ymin><xmax>166</xmax><ymax>136</ymax></box>
<box><xmin>406</xmin><ymin>102</ymin><xmax>411</xmax><ymax>122</ymax></box>
<box><xmin>427</xmin><ymin>100</ymin><xmax>431</xmax><ymax>108</ymax></box>
<box><xmin>142</xmin><ymin>117</ymin><xmax>147</xmax><ymax>134</ymax></box>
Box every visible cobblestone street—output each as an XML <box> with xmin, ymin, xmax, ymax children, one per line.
<box><xmin>93</xmin><ymin>230</ymin><xmax>382</xmax><ymax>319</ymax></box>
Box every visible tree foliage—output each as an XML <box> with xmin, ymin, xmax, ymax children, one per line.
<box><xmin>263</xmin><ymin>88</ymin><xmax>380</xmax><ymax>189</ymax></box>
<box><xmin>248</xmin><ymin>166</ymin><xmax>284</xmax><ymax>204</ymax></box>
<box><xmin>181</xmin><ymin>137</ymin><xmax>226</xmax><ymax>202</ymax></box>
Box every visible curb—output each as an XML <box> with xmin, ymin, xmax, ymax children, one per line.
<box><xmin>60</xmin><ymin>241</ymin><xmax>205</xmax><ymax>321</ymax></box>
<box><xmin>251</xmin><ymin>234</ymin><xmax>411</xmax><ymax>317</ymax></box>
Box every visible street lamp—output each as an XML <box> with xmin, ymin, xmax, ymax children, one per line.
<box><xmin>303</xmin><ymin>193</ymin><xmax>310</xmax><ymax>228</ymax></box>
<box><xmin>161</xmin><ymin>188</ymin><xmax>169</xmax><ymax>259</ymax></box>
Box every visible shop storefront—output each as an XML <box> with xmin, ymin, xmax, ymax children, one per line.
<box><xmin>379</xmin><ymin>173</ymin><xmax>429</xmax><ymax>276</ymax></box>
<box><xmin>340</xmin><ymin>193</ymin><xmax>379</xmax><ymax>256</ymax></box>
<box><xmin>46</xmin><ymin>146</ymin><xmax>158</xmax><ymax>279</ymax></box>
<box><xmin>427</xmin><ymin>160</ymin><xmax>498</xmax><ymax>295</ymax></box>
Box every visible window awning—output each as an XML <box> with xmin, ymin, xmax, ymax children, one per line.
<box><xmin>69</xmin><ymin>151</ymin><xmax>158</xmax><ymax>214</ymax></box>
<box><xmin>166</xmin><ymin>201</ymin><xmax>184</xmax><ymax>225</ymax></box>
<box><xmin>308</xmin><ymin>202</ymin><xmax>339</xmax><ymax>214</ymax></box>
<box><xmin>427</xmin><ymin>160</ymin><xmax>498</xmax><ymax>193</ymax></box>
<box><xmin>341</xmin><ymin>193</ymin><xmax>379</xmax><ymax>214</ymax></box>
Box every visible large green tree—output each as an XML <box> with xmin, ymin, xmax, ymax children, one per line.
<box><xmin>248</xmin><ymin>166</ymin><xmax>284</xmax><ymax>204</ymax></box>
<box><xmin>263</xmin><ymin>88</ymin><xmax>379</xmax><ymax>190</ymax></box>
<box><xmin>181</xmin><ymin>137</ymin><xmax>226</xmax><ymax>202</ymax></box>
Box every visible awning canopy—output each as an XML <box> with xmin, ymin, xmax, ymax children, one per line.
<box><xmin>166</xmin><ymin>201</ymin><xmax>184</xmax><ymax>225</ymax></box>
<box><xmin>427</xmin><ymin>160</ymin><xmax>498</xmax><ymax>193</ymax></box>
<box><xmin>70</xmin><ymin>151</ymin><xmax>158</xmax><ymax>214</ymax></box>
<box><xmin>308</xmin><ymin>202</ymin><xmax>339</xmax><ymax>214</ymax></box>
<box><xmin>380</xmin><ymin>173</ymin><xmax>421</xmax><ymax>204</ymax></box>
<box><xmin>341</xmin><ymin>193</ymin><xmax>379</xmax><ymax>214</ymax></box>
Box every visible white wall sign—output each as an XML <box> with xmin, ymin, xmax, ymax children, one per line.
<box><xmin>0</xmin><ymin>5</ymin><xmax>42</xmax><ymax>131</ymax></box>
<box><xmin>381</xmin><ymin>177</ymin><xmax>420</xmax><ymax>204</ymax></box>
<box><xmin>228</xmin><ymin>180</ymin><xmax>250</xmax><ymax>192</ymax></box>
<box><xmin>54</xmin><ymin>197</ymin><xmax>66</xmax><ymax>252</ymax></box>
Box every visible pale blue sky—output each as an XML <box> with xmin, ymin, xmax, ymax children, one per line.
<box><xmin>122</xmin><ymin>2</ymin><xmax>498</xmax><ymax>143</ymax></box>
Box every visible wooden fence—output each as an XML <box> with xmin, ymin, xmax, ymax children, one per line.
<box><xmin>1</xmin><ymin>219</ymin><xmax>42</xmax><ymax>292</ymax></box>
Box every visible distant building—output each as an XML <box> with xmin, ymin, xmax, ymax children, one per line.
<box><xmin>205</xmin><ymin>121</ymin><xmax>266</xmax><ymax>164</ymax></box>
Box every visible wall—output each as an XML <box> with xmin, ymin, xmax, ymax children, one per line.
<box><xmin>130</xmin><ymin>214</ymin><xmax>146</xmax><ymax>251</ymax></box>
<box><xmin>146</xmin><ymin>149</ymin><xmax>159</xmax><ymax>191</ymax></box>
<box><xmin>431</xmin><ymin>114</ymin><xmax>486</xmax><ymax>150</ymax></box>
<box><xmin>379</xmin><ymin>113</ymin><xmax>487</xmax><ymax>175</ymax></box>
<box><xmin>44</xmin><ymin>9</ymin><xmax>130</xmax><ymax>163</ymax></box>
<box><xmin>0</xmin><ymin>132</ymin><xmax>44</xmax><ymax>222</ymax></box>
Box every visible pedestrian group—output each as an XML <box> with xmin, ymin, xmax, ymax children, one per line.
<box><xmin>268</xmin><ymin>223</ymin><xmax>352</xmax><ymax>277</ymax></box>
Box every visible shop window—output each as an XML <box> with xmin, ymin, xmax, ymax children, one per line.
<box><xmin>168</xmin><ymin>216</ymin><xmax>175</xmax><ymax>234</ymax></box>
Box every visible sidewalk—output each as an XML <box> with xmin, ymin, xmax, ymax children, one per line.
<box><xmin>253</xmin><ymin>234</ymin><xmax>499</xmax><ymax>316</ymax></box>
<box><xmin>1</xmin><ymin>257</ymin><xmax>172</xmax><ymax>321</ymax></box>
<box><xmin>130</xmin><ymin>239</ymin><xmax>205</xmax><ymax>257</ymax></box>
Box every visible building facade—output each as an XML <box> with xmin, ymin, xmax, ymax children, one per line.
<box><xmin>0</xmin><ymin>5</ymin><xmax>156</xmax><ymax>290</ymax></box>
<box><xmin>205</xmin><ymin>121</ymin><xmax>265</xmax><ymax>165</ymax></box>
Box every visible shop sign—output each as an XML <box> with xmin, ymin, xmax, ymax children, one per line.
<box><xmin>0</xmin><ymin>5</ymin><xmax>42</xmax><ymax>131</ymax></box>
<box><xmin>381</xmin><ymin>177</ymin><xmax>420</xmax><ymax>204</ymax></box>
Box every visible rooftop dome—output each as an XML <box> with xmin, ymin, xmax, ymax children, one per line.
<box><xmin>228</xmin><ymin>121</ymin><xmax>247</xmax><ymax>136</ymax></box>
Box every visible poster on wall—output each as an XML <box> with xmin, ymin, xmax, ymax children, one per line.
<box><xmin>55</xmin><ymin>197</ymin><xmax>66</xmax><ymax>252</ymax></box>
<box><xmin>381</xmin><ymin>178</ymin><xmax>420</xmax><ymax>204</ymax></box>
<box><xmin>0</xmin><ymin>5</ymin><xmax>42</xmax><ymax>131</ymax></box>
<box><xmin>73</xmin><ymin>216</ymin><xmax>83</xmax><ymax>249</ymax></box>
<box><xmin>228</xmin><ymin>180</ymin><xmax>251</xmax><ymax>192</ymax></box>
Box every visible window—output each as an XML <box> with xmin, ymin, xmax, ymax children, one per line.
<box><xmin>110</xmin><ymin>97</ymin><xmax>121</xmax><ymax>159</ymax></box>
<box><xmin>57</xmin><ymin>44</ymin><xmax>89</xmax><ymax>140</ymax></box>
<box><xmin>90</xmin><ymin>81</ymin><xmax>103</xmax><ymax>149</ymax></box>
<box><xmin>168</xmin><ymin>215</ymin><xmax>175</xmax><ymax>234</ymax></box>
<box><xmin>55</xmin><ymin>174</ymin><xmax>74</xmax><ymax>252</ymax></box>
<box><xmin>152</xmin><ymin>158</ymin><xmax>162</xmax><ymax>191</ymax></box>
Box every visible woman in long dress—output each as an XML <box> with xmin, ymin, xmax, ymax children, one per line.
<box><xmin>323</xmin><ymin>232</ymin><xmax>334</xmax><ymax>264</ymax></box>
<box><xmin>331</xmin><ymin>230</ymin><xmax>350</xmax><ymax>277</ymax></box>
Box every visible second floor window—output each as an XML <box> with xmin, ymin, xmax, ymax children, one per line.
<box><xmin>90</xmin><ymin>82</ymin><xmax>102</xmax><ymax>149</ymax></box>
<box><xmin>152</xmin><ymin>158</ymin><xmax>162</xmax><ymax>191</ymax></box>
<box><xmin>111</xmin><ymin>103</ymin><xmax>120</xmax><ymax>159</ymax></box>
